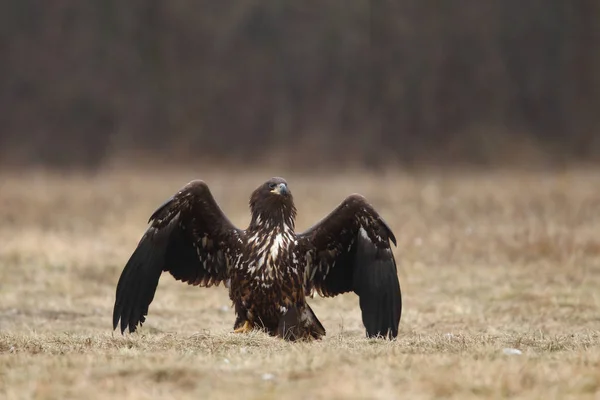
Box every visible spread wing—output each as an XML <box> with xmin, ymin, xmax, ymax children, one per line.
<box><xmin>112</xmin><ymin>180</ymin><xmax>244</xmax><ymax>334</ymax></box>
<box><xmin>296</xmin><ymin>194</ymin><xmax>401</xmax><ymax>339</ymax></box>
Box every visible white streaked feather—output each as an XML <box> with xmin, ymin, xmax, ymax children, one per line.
<box><xmin>359</xmin><ymin>227</ymin><xmax>370</xmax><ymax>241</ymax></box>
<box><xmin>270</xmin><ymin>233</ymin><xmax>284</xmax><ymax>259</ymax></box>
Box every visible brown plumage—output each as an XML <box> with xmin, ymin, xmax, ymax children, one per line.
<box><xmin>112</xmin><ymin>177</ymin><xmax>402</xmax><ymax>340</ymax></box>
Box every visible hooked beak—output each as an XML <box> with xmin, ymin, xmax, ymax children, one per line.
<box><xmin>271</xmin><ymin>182</ymin><xmax>288</xmax><ymax>196</ymax></box>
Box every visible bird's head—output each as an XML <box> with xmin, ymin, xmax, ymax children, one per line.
<box><xmin>252</xmin><ymin>177</ymin><xmax>292</xmax><ymax>200</ymax></box>
<box><xmin>249</xmin><ymin>177</ymin><xmax>296</xmax><ymax>230</ymax></box>
<box><xmin>267</xmin><ymin>177</ymin><xmax>290</xmax><ymax>196</ymax></box>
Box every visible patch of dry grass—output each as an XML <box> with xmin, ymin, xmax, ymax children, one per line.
<box><xmin>1</xmin><ymin>166</ymin><xmax>600</xmax><ymax>399</ymax></box>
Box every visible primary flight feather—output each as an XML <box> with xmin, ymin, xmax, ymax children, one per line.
<box><xmin>113</xmin><ymin>177</ymin><xmax>402</xmax><ymax>340</ymax></box>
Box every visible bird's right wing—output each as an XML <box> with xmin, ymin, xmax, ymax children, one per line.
<box><xmin>112</xmin><ymin>180</ymin><xmax>245</xmax><ymax>334</ymax></box>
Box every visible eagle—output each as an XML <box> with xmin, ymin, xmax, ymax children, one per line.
<box><xmin>112</xmin><ymin>177</ymin><xmax>402</xmax><ymax>340</ymax></box>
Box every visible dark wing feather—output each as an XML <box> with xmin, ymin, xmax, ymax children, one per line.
<box><xmin>112</xmin><ymin>180</ymin><xmax>244</xmax><ymax>334</ymax></box>
<box><xmin>296</xmin><ymin>194</ymin><xmax>401</xmax><ymax>339</ymax></box>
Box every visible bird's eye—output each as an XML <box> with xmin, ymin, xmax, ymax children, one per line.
<box><xmin>268</xmin><ymin>183</ymin><xmax>277</xmax><ymax>189</ymax></box>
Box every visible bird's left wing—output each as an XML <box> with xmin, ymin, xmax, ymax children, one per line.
<box><xmin>112</xmin><ymin>180</ymin><xmax>244</xmax><ymax>334</ymax></box>
<box><xmin>296</xmin><ymin>194</ymin><xmax>401</xmax><ymax>339</ymax></box>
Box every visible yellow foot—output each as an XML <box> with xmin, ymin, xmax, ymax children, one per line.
<box><xmin>233</xmin><ymin>320</ymin><xmax>253</xmax><ymax>334</ymax></box>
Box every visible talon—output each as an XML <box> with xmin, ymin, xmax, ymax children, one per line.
<box><xmin>233</xmin><ymin>320</ymin><xmax>253</xmax><ymax>333</ymax></box>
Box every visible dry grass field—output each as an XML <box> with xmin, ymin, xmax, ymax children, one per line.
<box><xmin>1</xmin><ymin>166</ymin><xmax>600</xmax><ymax>399</ymax></box>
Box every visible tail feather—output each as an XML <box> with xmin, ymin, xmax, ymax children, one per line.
<box><xmin>277</xmin><ymin>304</ymin><xmax>325</xmax><ymax>341</ymax></box>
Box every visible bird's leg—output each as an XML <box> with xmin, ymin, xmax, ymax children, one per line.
<box><xmin>233</xmin><ymin>320</ymin><xmax>253</xmax><ymax>333</ymax></box>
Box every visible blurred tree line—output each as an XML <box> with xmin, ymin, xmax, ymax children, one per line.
<box><xmin>0</xmin><ymin>0</ymin><xmax>598</xmax><ymax>169</ymax></box>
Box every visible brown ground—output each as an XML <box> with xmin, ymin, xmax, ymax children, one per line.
<box><xmin>1</xmin><ymin>166</ymin><xmax>599</xmax><ymax>399</ymax></box>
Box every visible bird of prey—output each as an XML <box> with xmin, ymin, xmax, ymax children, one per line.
<box><xmin>112</xmin><ymin>177</ymin><xmax>402</xmax><ymax>340</ymax></box>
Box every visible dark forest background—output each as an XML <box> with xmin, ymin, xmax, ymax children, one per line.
<box><xmin>0</xmin><ymin>1</ymin><xmax>599</xmax><ymax>170</ymax></box>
